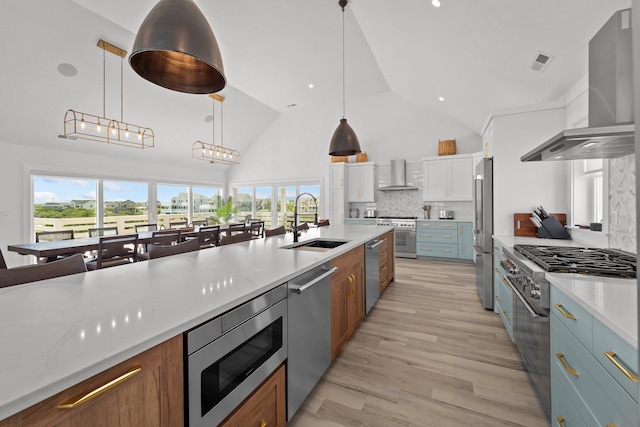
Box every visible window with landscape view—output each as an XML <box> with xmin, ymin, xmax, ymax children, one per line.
<box><xmin>103</xmin><ymin>181</ymin><xmax>148</xmax><ymax>234</ymax></box>
<box><xmin>33</xmin><ymin>177</ymin><xmax>97</xmax><ymax>239</ymax></box>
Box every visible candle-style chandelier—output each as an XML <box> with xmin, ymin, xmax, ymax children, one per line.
<box><xmin>192</xmin><ymin>94</ymin><xmax>240</xmax><ymax>166</ymax></box>
<box><xmin>63</xmin><ymin>40</ymin><xmax>154</xmax><ymax>149</ymax></box>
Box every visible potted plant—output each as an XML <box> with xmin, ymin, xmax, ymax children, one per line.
<box><xmin>211</xmin><ymin>195</ymin><xmax>237</xmax><ymax>225</ymax></box>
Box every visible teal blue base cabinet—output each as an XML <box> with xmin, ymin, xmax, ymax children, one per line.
<box><xmin>416</xmin><ymin>221</ymin><xmax>473</xmax><ymax>261</ymax></box>
<box><xmin>492</xmin><ymin>240</ymin><xmax>513</xmax><ymax>341</ymax></box>
<box><xmin>550</xmin><ymin>287</ymin><xmax>638</xmax><ymax>426</ymax></box>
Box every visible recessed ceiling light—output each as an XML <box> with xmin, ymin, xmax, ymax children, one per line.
<box><xmin>204</xmin><ymin>114</ymin><xmax>213</xmax><ymax>123</ymax></box>
<box><xmin>432</xmin><ymin>0</ymin><xmax>441</xmax><ymax>8</ymax></box>
<box><xmin>57</xmin><ymin>63</ymin><xmax>77</xmax><ymax>77</ymax></box>
<box><xmin>308</xmin><ymin>84</ymin><xmax>314</xmax><ymax>89</ymax></box>
<box><xmin>438</xmin><ymin>96</ymin><xmax>445</xmax><ymax>102</ymax></box>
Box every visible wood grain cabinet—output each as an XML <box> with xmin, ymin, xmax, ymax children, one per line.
<box><xmin>219</xmin><ymin>364</ymin><xmax>286</xmax><ymax>427</ymax></box>
<box><xmin>378</xmin><ymin>230</ymin><xmax>394</xmax><ymax>294</ymax></box>
<box><xmin>331</xmin><ymin>245</ymin><xmax>365</xmax><ymax>359</ymax></box>
<box><xmin>0</xmin><ymin>336</ymin><xmax>183</xmax><ymax>427</ymax></box>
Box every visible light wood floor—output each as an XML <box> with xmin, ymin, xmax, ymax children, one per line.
<box><xmin>289</xmin><ymin>258</ymin><xmax>548</xmax><ymax>427</ymax></box>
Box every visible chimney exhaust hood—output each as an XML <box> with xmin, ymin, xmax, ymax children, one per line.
<box><xmin>521</xmin><ymin>9</ymin><xmax>634</xmax><ymax>162</ymax></box>
<box><xmin>378</xmin><ymin>159</ymin><xmax>419</xmax><ymax>191</ymax></box>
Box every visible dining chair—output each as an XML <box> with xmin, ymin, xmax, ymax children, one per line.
<box><xmin>219</xmin><ymin>232</ymin><xmax>252</xmax><ymax>246</ymax></box>
<box><xmin>317</xmin><ymin>219</ymin><xmax>330</xmax><ymax>227</ymax></box>
<box><xmin>148</xmin><ymin>238</ymin><xmax>200</xmax><ymax>259</ymax></box>
<box><xmin>88</xmin><ymin>227</ymin><xmax>119</xmax><ymax>237</ymax></box>
<box><xmin>264</xmin><ymin>226</ymin><xmax>286</xmax><ymax>237</ymax></box>
<box><xmin>249</xmin><ymin>221</ymin><xmax>265</xmax><ymax>239</ymax></box>
<box><xmin>137</xmin><ymin>229</ymin><xmax>182</xmax><ymax>260</ymax></box>
<box><xmin>135</xmin><ymin>223</ymin><xmax>158</xmax><ymax>233</ymax></box>
<box><xmin>0</xmin><ymin>249</ymin><xmax>7</xmax><ymax>269</ymax></box>
<box><xmin>197</xmin><ymin>225</ymin><xmax>220</xmax><ymax>248</ymax></box>
<box><xmin>191</xmin><ymin>219</ymin><xmax>208</xmax><ymax>227</ymax></box>
<box><xmin>0</xmin><ymin>253</ymin><xmax>87</xmax><ymax>288</ymax></box>
<box><xmin>169</xmin><ymin>220</ymin><xmax>188</xmax><ymax>229</ymax></box>
<box><xmin>225</xmin><ymin>223</ymin><xmax>246</xmax><ymax>237</ymax></box>
<box><xmin>35</xmin><ymin>230</ymin><xmax>76</xmax><ymax>263</ymax></box>
<box><xmin>86</xmin><ymin>234</ymin><xmax>139</xmax><ymax>270</ymax></box>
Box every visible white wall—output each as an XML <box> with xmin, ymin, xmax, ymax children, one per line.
<box><xmin>226</xmin><ymin>90</ymin><xmax>483</xmax><ymax>216</ymax></box>
<box><xmin>489</xmin><ymin>103</ymin><xmax>570</xmax><ymax>236</ymax></box>
<box><xmin>0</xmin><ymin>140</ymin><xmax>226</xmax><ymax>266</ymax></box>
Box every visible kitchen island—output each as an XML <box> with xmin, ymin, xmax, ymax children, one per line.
<box><xmin>0</xmin><ymin>225</ymin><xmax>393</xmax><ymax>423</ymax></box>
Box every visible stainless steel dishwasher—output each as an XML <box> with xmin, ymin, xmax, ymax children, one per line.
<box><xmin>365</xmin><ymin>238</ymin><xmax>384</xmax><ymax>314</ymax></box>
<box><xmin>287</xmin><ymin>262</ymin><xmax>337</xmax><ymax>420</ymax></box>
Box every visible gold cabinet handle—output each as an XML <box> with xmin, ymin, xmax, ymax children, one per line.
<box><xmin>554</xmin><ymin>304</ymin><xmax>576</xmax><ymax>320</ymax></box>
<box><xmin>501</xmin><ymin>253</ymin><xmax>507</xmax><ymax>258</ymax></box>
<box><xmin>495</xmin><ymin>268</ymin><xmax>499</xmax><ymax>273</ymax></box>
<box><xmin>502</xmin><ymin>311</ymin><xmax>510</xmax><ymax>320</ymax></box>
<box><xmin>442</xmin><ymin>224</ymin><xmax>452</xmax><ymax>227</ymax></box>
<box><xmin>442</xmin><ymin>249</ymin><xmax>452</xmax><ymax>253</ymax></box>
<box><xmin>381</xmin><ymin>265</ymin><xmax>387</xmax><ymax>271</ymax></box>
<box><xmin>556</xmin><ymin>353</ymin><xmax>579</xmax><ymax>377</ymax></box>
<box><xmin>494</xmin><ymin>246</ymin><xmax>499</xmax><ymax>251</ymax></box>
<box><xmin>604</xmin><ymin>351</ymin><xmax>639</xmax><ymax>382</ymax></box>
<box><xmin>556</xmin><ymin>416</ymin><xmax>565</xmax><ymax>427</ymax></box>
<box><xmin>260</xmin><ymin>419</ymin><xmax>267</xmax><ymax>427</ymax></box>
<box><xmin>58</xmin><ymin>365</ymin><xmax>142</xmax><ymax>409</ymax></box>
<box><xmin>443</xmin><ymin>234</ymin><xmax>452</xmax><ymax>238</ymax></box>
<box><xmin>423</xmin><ymin>234</ymin><xmax>431</xmax><ymax>238</ymax></box>
<box><xmin>501</xmin><ymin>277</ymin><xmax>510</xmax><ymax>287</ymax></box>
<box><xmin>495</xmin><ymin>295</ymin><xmax>501</xmax><ymax>303</ymax></box>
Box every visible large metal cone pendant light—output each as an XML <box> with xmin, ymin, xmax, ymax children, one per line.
<box><xmin>329</xmin><ymin>0</ymin><xmax>361</xmax><ymax>156</ymax></box>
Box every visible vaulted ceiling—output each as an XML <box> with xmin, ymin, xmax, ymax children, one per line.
<box><xmin>0</xmin><ymin>0</ymin><xmax>631</xmax><ymax>171</ymax></box>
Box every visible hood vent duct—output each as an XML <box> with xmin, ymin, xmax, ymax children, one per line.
<box><xmin>378</xmin><ymin>159</ymin><xmax>419</xmax><ymax>191</ymax></box>
<box><xmin>522</xmin><ymin>9</ymin><xmax>634</xmax><ymax>162</ymax></box>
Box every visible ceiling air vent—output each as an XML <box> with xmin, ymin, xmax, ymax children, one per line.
<box><xmin>530</xmin><ymin>51</ymin><xmax>554</xmax><ymax>73</ymax></box>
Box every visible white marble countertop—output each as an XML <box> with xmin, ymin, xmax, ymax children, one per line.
<box><xmin>416</xmin><ymin>219</ymin><xmax>473</xmax><ymax>222</ymax></box>
<box><xmin>0</xmin><ymin>225</ymin><xmax>392</xmax><ymax>421</ymax></box>
<box><xmin>493</xmin><ymin>235</ymin><xmax>637</xmax><ymax>348</ymax></box>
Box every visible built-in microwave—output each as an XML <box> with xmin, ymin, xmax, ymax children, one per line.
<box><xmin>185</xmin><ymin>285</ymin><xmax>287</xmax><ymax>427</ymax></box>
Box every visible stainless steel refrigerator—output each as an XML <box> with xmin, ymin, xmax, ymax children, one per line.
<box><xmin>473</xmin><ymin>157</ymin><xmax>494</xmax><ymax>310</ymax></box>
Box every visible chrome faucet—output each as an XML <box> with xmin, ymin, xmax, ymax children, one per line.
<box><xmin>293</xmin><ymin>192</ymin><xmax>318</xmax><ymax>243</ymax></box>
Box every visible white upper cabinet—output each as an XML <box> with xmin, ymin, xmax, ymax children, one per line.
<box><xmin>329</xmin><ymin>163</ymin><xmax>346</xmax><ymax>189</ymax></box>
<box><xmin>422</xmin><ymin>155</ymin><xmax>473</xmax><ymax>201</ymax></box>
<box><xmin>347</xmin><ymin>162</ymin><xmax>375</xmax><ymax>202</ymax></box>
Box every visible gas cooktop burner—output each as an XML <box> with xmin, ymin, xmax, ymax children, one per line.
<box><xmin>378</xmin><ymin>216</ymin><xmax>417</xmax><ymax>220</ymax></box>
<box><xmin>514</xmin><ymin>245</ymin><xmax>636</xmax><ymax>278</ymax></box>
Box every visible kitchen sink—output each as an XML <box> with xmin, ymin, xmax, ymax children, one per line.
<box><xmin>282</xmin><ymin>239</ymin><xmax>349</xmax><ymax>252</ymax></box>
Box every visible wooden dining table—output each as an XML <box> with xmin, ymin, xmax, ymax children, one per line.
<box><xmin>8</xmin><ymin>229</ymin><xmax>201</xmax><ymax>261</ymax></box>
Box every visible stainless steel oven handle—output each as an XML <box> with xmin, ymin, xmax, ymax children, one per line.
<box><xmin>503</xmin><ymin>275</ymin><xmax>540</xmax><ymax>319</ymax></box>
<box><xmin>289</xmin><ymin>267</ymin><xmax>337</xmax><ymax>294</ymax></box>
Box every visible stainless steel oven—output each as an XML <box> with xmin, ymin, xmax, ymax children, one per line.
<box><xmin>499</xmin><ymin>251</ymin><xmax>550</xmax><ymax>419</ymax></box>
<box><xmin>377</xmin><ymin>217</ymin><xmax>416</xmax><ymax>258</ymax></box>
<box><xmin>185</xmin><ymin>284</ymin><xmax>287</xmax><ymax>427</ymax></box>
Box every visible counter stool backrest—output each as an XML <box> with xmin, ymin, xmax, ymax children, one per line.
<box><xmin>226</xmin><ymin>223</ymin><xmax>246</xmax><ymax>236</ymax></box>
<box><xmin>94</xmin><ymin>234</ymin><xmax>139</xmax><ymax>269</ymax></box>
<box><xmin>219</xmin><ymin>232</ymin><xmax>252</xmax><ymax>246</ymax></box>
<box><xmin>191</xmin><ymin>219</ymin><xmax>207</xmax><ymax>227</ymax></box>
<box><xmin>264</xmin><ymin>226</ymin><xmax>286</xmax><ymax>237</ymax></box>
<box><xmin>0</xmin><ymin>249</ymin><xmax>7</xmax><ymax>269</ymax></box>
<box><xmin>0</xmin><ymin>253</ymin><xmax>87</xmax><ymax>288</ymax></box>
<box><xmin>35</xmin><ymin>230</ymin><xmax>74</xmax><ymax>242</ymax></box>
<box><xmin>198</xmin><ymin>225</ymin><xmax>220</xmax><ymax>248</ymax></box>
<box><xmin>88</xmin><ymin>227</ymin><xmax>119</xmax><ymax>238</ymax></box>
<box><xmin>150</xmin><ymin>229</ymin><xmax>181</xmax><ymax>246</ymax></box>
<box><xmin>249</xmin><ymin>221</ymin><xmax>265</xmax><ymax>238</ymax></box>
<box><xmin>148</xmin><ymin>238</ymin><xmax>200</xmax><ymax>259</ymax></box>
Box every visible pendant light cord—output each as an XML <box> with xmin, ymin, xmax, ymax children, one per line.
<box><xmin>342</xmin><ymin>6</ymin><xmax>346</xmax><ymax>119</ymax></box>
<box><xmin>120</xmin><ymin>56</ymin><xmax>124</xmax><ymax>122</ymax></box>
<box><xmin>102</xmin><ymin>47</ymin><xmax>106</xmax><ymax>119</ymax></box>
<box><xmin>212</xmin><ymin>97</ymin><xmax>215</xmax><ymax>146</ymax></box>
<box><xmin>221</xmin><ymin>100</ymin><xmax>224</xmax><ymax>148</ymax></box>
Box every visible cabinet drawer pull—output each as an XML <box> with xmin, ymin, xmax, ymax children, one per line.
<box><xmin>554</xmin><ymin>304</ymin><xmax>576</xmax><ymax>320</ymax></box>
<box><xmin>501</xmin><ymin>277</ymin><xmax>510</xmax><ymax>287</ymax></box>
<box><xmin>556</xmin><ymin>416</ymin><xmax>565</xmax><ymax>427</ymax></box>
<box><xmin>495</xmin><ymin>268</ymin><xmax>499</xmax><ymax>273</ymax></box>
<box><xmin>501</xmin><ymin>253</ymin><xmax>507</xmax><ymax>258</ymax></box>
<box><xmin>260</xmin><ymin>419</ymin><xmax>267</xmax><ymax>427</ymax></box>
<box><xmin>381</xmin><ymin>265</ymin><xmax>387</xmax><ymax>271</ymax></box>
<box><xmin>443</xmin><ymin>234</ymin><xmax>452</xmax><ymax>238</ymax></box>
<box><xmin>495</xmin><ymin>295</ymin><xmax>501</xmax><ymax>303</ymax></box>
<box><xmin>494</xmin><ymin>246</ymin><xmax>499</xmax><ymax>251</ymax></box>
<box><xmin>441</xmin><ymin>224</ymin><xmax>452</xmax><ymax>227</ymax></box>
<box><xmin>58</xmin><ymin>365</ymin><xmax>142</xmax><ymax>409</ymax></box>
<box><xmin>556</xmin><ymin>353</ymin><xmax>579</xmax><ymax>377</ymax></box>
<box><xmin>502</xmin><ymin>311</ymin><xmax>510</xmax><ymax>320</ymax></box>
<box><xmin>604</xmin><ymin>351</ymin><xmax>639</xmax><ymax>382</ymax></box>
<box><xmin>442</xmin><ymin>249</ymin><xmax>452</xmax><ymax>253</ymax></box>
<box><xmin>422</xmin><ymin>234</ymin><xmax>431</xmax><ymax>238</ymax></box>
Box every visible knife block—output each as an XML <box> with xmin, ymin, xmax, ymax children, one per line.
<box><xmin>536</xmin><ymin>216</ymin><xmax>571</xmax><ymax>239</ymax></box>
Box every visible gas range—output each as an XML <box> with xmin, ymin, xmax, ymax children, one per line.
<box><xmin>376</xmin><ymin>216</ymin><xmax>417</xmax><ymax>229</ymax></box>
<box><xmin>514</xmin><ymin>244</ymin><xmax>636</xmax><ymax>278</ymax></box>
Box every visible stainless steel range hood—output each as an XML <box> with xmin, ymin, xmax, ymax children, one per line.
<box><xmin>378</xmin><ymin>159</ymin><xmax>418</xmax><ymax>191</ymax></box>
<box><xmin>522</xmin><ymin>9</ymin><xmax>634</xmax><ymax>162</ymax></box>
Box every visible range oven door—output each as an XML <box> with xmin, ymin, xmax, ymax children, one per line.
<box><xmin>511</xmin><ymin>284</ymin><xmax>550</xmax><ymax>419</ymax></box>
<box><xmin>186</xmin><ymin>291</ymin><xmax>287</xmax><ymax>427</ymax></box>
<box><xmin>394</xmin><ymin>228</ymin><xmax>416</xmax><ymax>258</ymax></box>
